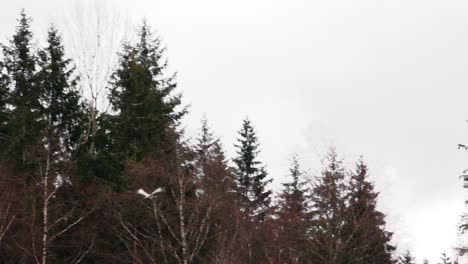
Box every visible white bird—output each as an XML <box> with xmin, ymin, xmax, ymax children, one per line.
<box><xmin>137</xmin><ymin>187</ymin><xmax>164</xmax><ymax>199</ymax></box>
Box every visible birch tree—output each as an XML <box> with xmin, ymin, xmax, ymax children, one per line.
<box><xmin>58</xmin><ymin>0</ymin><xmax>130</xmax><ymax>156</ymax></box>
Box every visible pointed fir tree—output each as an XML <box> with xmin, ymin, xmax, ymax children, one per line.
<box><xmin>196</xmin><ymin>116</ymin><xmax>219</xmax><ymax>170</ymax></box>
<box><xmin>278</xmin><ymin>155</ymin><xmax>309</xmax><ymax>223</ymax></box>
<box><xmin>0</xmin><ymin>10</ymin><xmax>42</xmax><ymax>169</ymax></box>
<box><xmin>195</xmin><ymin>117</ymin><xmax>235</xmax><ymax>195</ymax></box>
<box><xmin>233</xmin><ymin>118</ymin><xmax>272</xmax><ymax>219</ymax></box>
<box><xmin>99</xmin><ymin>22</ymin><xmax>189</xmax><ymax>261</ymax></box>
<box><xmin>342</xmin><ymin>158</ymin><xmax>395</xmax><ymax>264</ymax></box>
<box><xmin>108</xmin><ymin>21</ymin><xmax>186</xmax><ymax>165</ymax></box>
<box><xmin>276</xmin><ymin>155</ymin><xmax>310</xmax><ymax>263</ymax></box>
<box><xmin>193</xmin><ymin>117</ymin><xmax>240</xmax><ymax>260</ymax></box>
<box><xmin>26</xmin><ymin>25</ymin><xmax>89</xmax><ymax>264</ymax></box>
<box><xmin>37</xmin><ymin>25</ymin><xmax>84</xmax><ymax>156</ymax></box>
<box><xmin>306</xmin><ymin>148</ymin><xmax>348</xmax><ymax>263</ymax></box>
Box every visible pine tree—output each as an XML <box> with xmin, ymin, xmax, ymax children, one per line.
<box><xmin>103</xmin><ymin>21</ymin><xmax>192</xmax><ymax>262</ymax></box>
<box><xmin>193</xmin><ymin>117</ymin><xmax>240</xmax><ymax>261</ymax></box>
<box><xmin>275</xmin><ymin>156</ymin><xmax>310</xmax><ymax>263</ymax></box>
<box><xmin>306</xmin><ymin>148</ymin><xmax>348</xmax><ymax>264</ymax></box>
<box><xmin>37</xmin><ymin>25</ymin><xmax>84</xmax><ymax>156</ymax></box>
<box><xmin>278</xmin><ymin>156</ymin><xmax>309</xmax><ymax>220</ymax></box>
<box><xmin>108</xmin><ymin>22</ymin><xmax>185</xmax><ymax>165</ymax></box>
<box><xmin>27</xmin><ymin>25</ymin><xmax>91</xmax><ymax>264</ymax></box>
<box><xmin>1</xmin><ymin>10</ymin><xmax>42</xmax><ymax>169</ymax></box>
<box><xmin>233</xmin><ymin>118</ymin><xmax>272</xmax><ymax>219</ymax></box>
<box><xmin>79</xmin><ymin>22</ymin><xmax>186</xmax><ymax>189</ymax></box>
<box><xmin>399</xmin><ymin>250</ymin><xmax>415</xmax><ymax>264</ymax></box>
<box><xmin>342</xmin><ymin>158</ymin><xmax>395</xmax><ymax>264</ymax></box>
<box><xmin>195</xmin><ymin>117</ymin><xmax>235</xmax><ymax>195</ymax></box>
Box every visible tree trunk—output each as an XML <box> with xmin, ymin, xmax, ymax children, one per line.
<box><xmin>178</xmin><ymin>178</ymin><xmax>188</xmax><ymax>264</ymax></box>
<box><xmin>41</xmin><ymin>143</ymin><xmax>51</xmax><ymax>264</ymax></box>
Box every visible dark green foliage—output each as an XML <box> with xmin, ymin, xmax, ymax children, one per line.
<box><xmin>195</xmin><ymin>117</ymin><xmax>235</xmax><ymax>195</ymax></box>
<box><xmin>278</xmin><ymin>156</ymin><xmax>309</xmax><ymax>219</ymax></box>
<box><xmin>37</xmin><ymin>25</ymin><xmax>84</xmax><ymax>153</ymax></box>
<box><xmin>108</xmin><ymin>22</ymin><xmax>185</xmax><ymax>165</ymax></box>
<box><xmin>233</xmin><ymin>118</ymin><xmax>272</xmax><ymax>218</ymax></box>
<box><xmin>305</xmin><ymin>152</ymin><xmax>396</xmax><ymax>264</ymax></box>
<box><xmin>0</xmin><ymin>11</ymin><xmax>402</xmax><ymax>264</ymax></box>
<box><xmin>342</xmin><ymin>158</ymin><xmax>395</xmax><ymax>264</ymax></box>
<box><xmin>275</xmin><ymin>156</ymin><xmax>310</xmax><ymax>263</ymax></box>
<box><xmin>306</xmin><ymin>149</ymin><xmax>348</xmax><ymax>263</ymax></box>
<box><xmin>1</xmin><ymin>10</ymin><xmax>42</xmax><ymax>169</ymax></box>
<box><xmin>77</xmin><ymin>113</ymin><xmax>126</xmax><ymax>190</ymax></box>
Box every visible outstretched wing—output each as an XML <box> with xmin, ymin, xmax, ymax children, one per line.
<box><xmin>150</xmin><ymin>187</ymin><xmax>163</xmax><ymax>196</ymax></box>
<box><xmin>137</xmin><ymin>189</ymin><xmax>150</xmax><ymax>198</ymax></box>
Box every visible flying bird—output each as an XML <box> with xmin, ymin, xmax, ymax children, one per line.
<box><xmin>137</xmin><ymin>187</ymin><xmax>164</xmax><ymax>199</ymax></box>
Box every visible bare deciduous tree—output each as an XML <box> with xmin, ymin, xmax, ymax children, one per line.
<box><xmin>117</xmin><ymin>154</ymin><xmax>221</xmax><ymax>264</ymax></box>
<box><xmin>0</xmin><ymin>164</ymin><xmax>17</xmax><ymax>246</ymax></box>
<box><xmin>57</xmin><ymin>0</ymin><xmax>130</xmax><ymax>155</ymax></box>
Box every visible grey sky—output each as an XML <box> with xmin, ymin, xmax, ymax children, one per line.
<box><xmin>2</xmin><ymin>0</ymin><xmax>468</xmax><ymax>262</ymax></box>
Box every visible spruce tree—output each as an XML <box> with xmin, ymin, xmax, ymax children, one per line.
<box><xmin>108</xmin><ymin>22</ymin><xmax>185</xmax><ymax>165</ymax></box>
<box><xmin>342</xmin><ymin>158</ymin><xmax>395</xmax><ymax>264</ymax></box>
<box><xmin>233</xmin><ymin>118</ymin><xmax>272</xmax><ymax>219</ymax></box>
<box><xmin>276</xmin><ymin>156</ymin><xmax>310</xmax><ymax>263</ymax></box>
<box><xmin>1</xmin><ymin>10</ymin><xmax>42</xmax><ymax>169</ymax></box>
<box><xmin>195</xmin><ymin>117</ymin><xmax>235</xmax><ymax>195</ymax></box>
<box><xmin>37</xmin><ymin>25</ymin><xmax>84</xmax><ymax>155</ymax></box>
<box><xmin>193</xmin><ymin>117</ymin><xmax>239</xmax><ymax>261</ymax></box>
<box><xmin>27</xmin><ymin>25</ymin><xmax>89</xmax><ymax>264</ymax></box>
<box><xmin>79</xmin><ymin>22</ymin><xmax>185</xmax><ymax>189</ymax></box>
<box><xmin>306</xmin><ymin>149</ymin><xmax>348</xmax><ymax>263</ymax></box>
<box><xmin>278</xmin><ymin>156</ymin><xmax>309</xmax><ymax>220</ymax></box>
<box><xmin>103</xmin><ymin>22</ymin><xmax>189</xmax><ymax>262</ymax></box>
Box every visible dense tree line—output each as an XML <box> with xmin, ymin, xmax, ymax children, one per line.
<box><xmin>0</xmin><ymin>11</ymin><xmax>405</xmax><ymax>264</ymax></box>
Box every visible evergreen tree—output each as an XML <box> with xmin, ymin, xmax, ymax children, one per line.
<box><xmin>0</xmin><ymin>17</ymin><xmax>92</xmax><ymax>263</ymax></box>
<box><xmin>193</xmin><ymin>117</ymin><xmax>239</xmax><ymax>261</ymax></box>
<box><xmin>33</xmin><ymin>27</ymin><xmax>90</xmax><ymax>263</ymax></box>
<box><xmin>102</xmin><ymin>21</ymin><xmax>190</xmax><ymax>262</ymax></box>
<box><xmin>306</xmin><ymin>149</ymin><xmax>348</xmax><ymax>264</ymax></box>
<box><xmin>233</xmin><ymin>118</ymin><xmax>272</xmax><ymax>219</ymax></box>
<box><xmin>1</xmin><ymin>10</ymin><xmax>42</xmax><ymax>169</ymax></box>
<box><xmin>342</xmin><ymin>158</ymin><xmax>395</xmax><ymax>264</ymax></box>
<box><xmin>79</xmin><ymin>22</ymin><xmax>186</xmax><ymax>190</ymax></box>
<box><xmin>278</xmin><ymin>156</ymin><xmax>309</xmax><ymax>220</ymax></box>
<box><xmin>37</xmin><ymin>25</ymin><xmax>84</xmax><ymax>156</ymax></box>
<box><xmin>195</xmin><ymin>117</ymin><xmax>235</xmax><ymax>195</ymax></box>
<box><xmin>275</xmin><ymin>156</ymin><xmax>310</xmax><ymax>263</ymax></box>
<box><xmin>108</xmin><ymin>22</ymin><xmax>185</xmax><ymax>165</ymax></box>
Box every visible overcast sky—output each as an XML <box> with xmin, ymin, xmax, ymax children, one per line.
<box><xmin>2</xmin><ymin>0</ymin><xmax>468</xmax><ymax>262</ymax></box>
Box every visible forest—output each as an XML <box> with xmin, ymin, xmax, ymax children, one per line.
<box><xmin>0</xmin><ymin>10</ymin><xmax>464</xmax><ymax>264</ymax></box>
